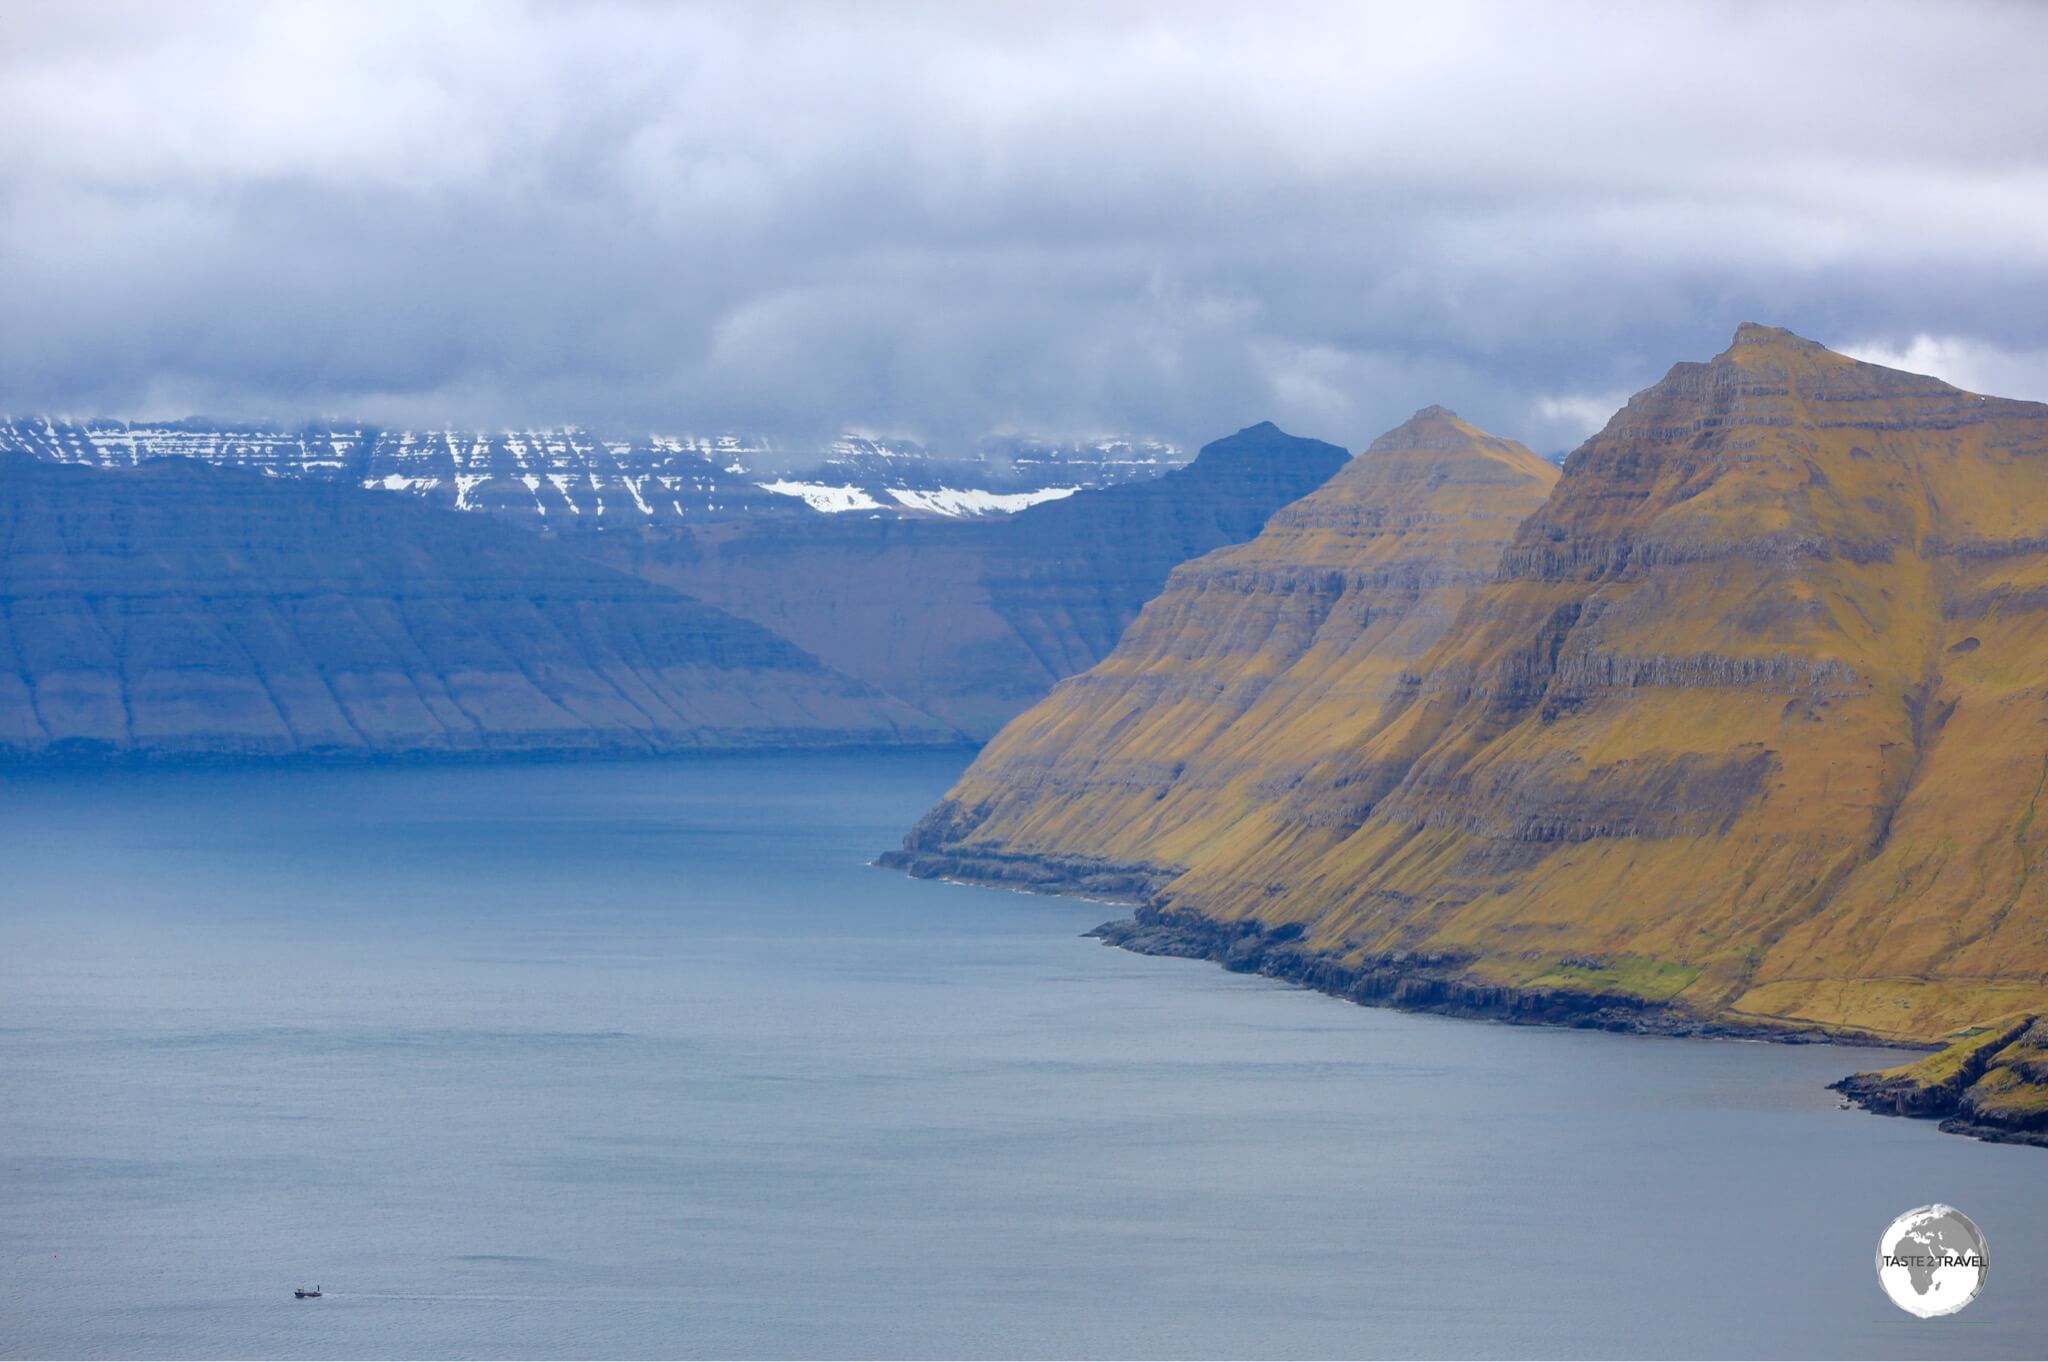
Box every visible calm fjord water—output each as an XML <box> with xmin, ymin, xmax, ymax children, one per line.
<box><xmin>1</xmin><ymin>752</ymin><xmax>2043</xmax><ymax>1360</ymax></box>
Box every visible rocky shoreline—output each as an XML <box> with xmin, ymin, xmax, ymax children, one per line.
<box><xmin>877</xmin><ymin>843</ymin><xmax>1168</xmax><ymax>903</ymax></box>
<box><xmin>1085</xmin><ymin>904</ymin><xmax>1899</xmax><ymax>1044</ymax></box>
<box><xmin>888</xmin><ymin>854</ymin><xmax>2048</xmax><ymax>1150</ymax></box>
<box><xmin>890</xmin><ymin>845</ymin><xmax>1888</xmax><ymax>1042</ymax></box>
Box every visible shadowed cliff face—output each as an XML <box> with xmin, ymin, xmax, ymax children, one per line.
<box><xmin>890</xmin><ymin>406</ymin><xmax>1559</xmax><ymax>893</ymax></box>
<box><xmin>899</xmin><ymin>327</ymin><xmax>2048</xmax><ymax>1046</ymax></box>
<box><xmin>0</xmin><ymin>460</ymin><xmax>951</xmax><ymax>760</ymax></box>
<box><xmin>599</xmin><ymin>423</ymin><xmax>1353</xmax><ymax>737</ymax></box>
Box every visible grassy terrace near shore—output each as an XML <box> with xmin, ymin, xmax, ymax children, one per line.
<box><xmin>1488</xmin><ymin>955</ymin><xmax>1707</xmax><ymax>1003</ymax></box>
<box><xmin>1884</xmin><ymin>1021</ymin><xmax>2029</xmax><ymax>1088</ymax></box>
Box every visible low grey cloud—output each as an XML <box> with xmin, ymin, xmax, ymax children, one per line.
<box><xmin>4</xmin><ymin>0</ymin><xmax>2046</xmax><ymax>454</ymax></box>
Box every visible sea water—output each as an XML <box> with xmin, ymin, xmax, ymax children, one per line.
<box><xmin>1</xmin><ymin>753</ymin><xmax>2042</xmax><ymax>1359</ymax></box>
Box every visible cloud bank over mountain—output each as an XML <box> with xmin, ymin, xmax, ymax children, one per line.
<box><xmin>4</xmin><ymin>0</ymin><xmax>2046</xmax><ymax>451</ymax></box>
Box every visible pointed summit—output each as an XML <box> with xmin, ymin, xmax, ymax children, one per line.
<box><xmin>1381</xmin><ymin>403</ymin><xmax>1468</xmax><ymax>434</ymax></box>
<box><xmin>1361</xmin><ymin>404</ymin><xmax>1558</xmax><ymax>481</ymax></box>
<box><xmin>1704</xmin><ymin>321</ymin><xmax>1971</xmax><ymax>402</ymax></box>
<box><xmin>1178</xmin><ymin>421</ymin><xmax>1349</xmax><ymax>477</ymax></box>
<box><xmin>1563</xmin><ymin>320</ymin><xmax>2020</xmax><ymax>508</ymax></box>
<box><xmin>1366</xmin><ymin>404</ymin><xmax>1480</xmax><ymax>451</ymax></box>
<box><xmin>1723</xmin><ymin>320</ymin><xmax>1830</xmax><ymax>356</ymax></box>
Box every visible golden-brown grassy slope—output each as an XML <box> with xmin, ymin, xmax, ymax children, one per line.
<box><xmin>893</xmin><ymin>407</ymin><xmax>1558</xmax><ymax>894</ymax></box>
<box><xmin>1147</xmin><ymin>324</ymin><xmax>2048</xmax><ymax>1041</ymax></box>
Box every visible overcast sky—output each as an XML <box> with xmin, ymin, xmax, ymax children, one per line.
<box><xmin>4</xmin><ymin>0</ymin><xmax>2046</xmax><ymax>454</ymax></box>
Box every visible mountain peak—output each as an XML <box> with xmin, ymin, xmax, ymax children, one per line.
<box><xmin>1183</xmin><ymin>422</ymin><xmax>1351</xmax><ymax>478</ymax></box>
<box><xmin>1569</xmin><ymin>322</ymin><xmax>2011</xmax><ymax>492</ymax></box>
<box><xmin>1689</xmin><ymin>321</ymin><xmax>1991</xmax><ymax>406</ymax></box>
<box><xmin>1701</xmin><ymin>322</ymin><xmax>1858</xmax><ymax>379</ymax></box>
<box><xmin>1358</xmin><ymin>407</ymin><xmax>1555</xmax><ymax>482</ymax></box>
<box><xmin>1368</xmin><ymin>407</ymin><xmax>1480</xmax><ymax>454</ymax></box>
<box><xmin>1725</xmin><ymin>321</ymin><xmax>1829</xmax><ymax>354</ymax></box>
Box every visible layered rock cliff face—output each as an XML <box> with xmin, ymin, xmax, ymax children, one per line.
<box><xmin>896</xmin><ymin>327</ymin><xmax>2048</xmax><ymax>1063</ymax></box>
<box><xmin>887</xmin><ymin>407</ymin><xmax>1559</xmax><ymax>890</ymax></box>
<box><xmin>0</xmin><ymin>459</ymin><xmax>949</xmax><ymax>760</ymax></box>
<box><xmin>603</xmin><ymin>423</ymin><xmax>1353</xmax><ymax>737</ymax></box>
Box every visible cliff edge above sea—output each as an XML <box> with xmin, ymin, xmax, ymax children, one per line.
<box><xmin>890</xmin><ymin>326</ymin><xmax>2048</xmax><ymax>1147</ymax></box>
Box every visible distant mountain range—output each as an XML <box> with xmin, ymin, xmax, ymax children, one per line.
<box><xmin>0</xmin><ymin>419</ymin><xmax>1342</xmax><ymax>758</ymax></box>
<box><xmin>0</xmin><ymin>419</ymin><xmax>1182</xmax><ymax>525</ymax></box>
<box><xmin>0</xmin><ymin>458</ymin><xmax>948</xmax><ymax>760</ymax></box>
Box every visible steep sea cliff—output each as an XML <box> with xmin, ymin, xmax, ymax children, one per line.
<box><xmin>893</xmin><ymin>327</ymin><xmax>2048</xmax><ymax>1145</ymax></box>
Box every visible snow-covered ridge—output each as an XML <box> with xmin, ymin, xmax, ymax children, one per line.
<box><xmin>11</xmin><ymin>418</ymin><xmax>366</xmax><ymax>473</ymax></box>
<box><xmin>0</xmin><ymin>419</ymin><xmax>1181</xmax><ymax>526</ymax></box>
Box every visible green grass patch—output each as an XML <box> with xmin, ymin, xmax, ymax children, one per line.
<box><xmin>1527</xmin><ymin>954</ymin><xmax>1703</xmax><ymax>1002</ymax></box>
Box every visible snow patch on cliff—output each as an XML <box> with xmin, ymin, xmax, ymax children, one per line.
<box><xmin>755</xmin><ymin>480</ymin><xmax>885</xmax><ymax>513</ymax></box>
<box><xmin>886</xmin><ymin>486</ymin><xmax>1079</xmax><ymax>516</ymax></box>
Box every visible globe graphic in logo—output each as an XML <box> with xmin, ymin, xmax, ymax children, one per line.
<box><xmin>1875</xmin><ymin>1204</ymin><xmax>1988</xmax><ymax>1318</ymax></box>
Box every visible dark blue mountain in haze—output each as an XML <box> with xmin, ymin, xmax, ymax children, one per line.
<box><xmin>599</xmin><ymin>423</ymin><xmax>1353</xmax><ymax>736</ymax></box>
<box><xmin>0</xmin><ymin>459</ymin><xmax>947</xmax><ymax>760</ymax></box>
<box><xmin>0</xmin><ymin>423</ymin><xmax>1348</xmax><ymax>758</ymax></box>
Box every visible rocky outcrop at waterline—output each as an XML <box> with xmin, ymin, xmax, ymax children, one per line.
<box><xmin>1834</xmin><ymin>1016</ymin><xmax>2048</xmax><ymax>1148</ymax></box>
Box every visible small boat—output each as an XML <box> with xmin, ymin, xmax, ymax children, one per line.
<box><xmin>294</xmin><ymin>1286</ymin><xmax>323</xmax><ymax>1299</ymax></box>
